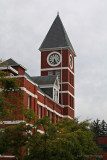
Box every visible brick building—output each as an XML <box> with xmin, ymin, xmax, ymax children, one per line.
<box><xmin>0</xmin><ymin>14</ymin><xmax>107</xmax><ymax>160</ymax></box>
<box><xmin>0</xmin><ymin>14</ymin><xmax>76</xmax><ymax>159</ymax></box>
<box><xmin>0</xmin><ymin>14</ymin><xmax>76</xmax><ymax>124</ymax></box>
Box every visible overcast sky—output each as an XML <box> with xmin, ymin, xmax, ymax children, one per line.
<box><xmin>0</xmin><ymin>0</ymin><xmax>107</xmax><ymax>122</ymax></box>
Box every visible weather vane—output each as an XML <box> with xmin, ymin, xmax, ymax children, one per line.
<box><xmin>57</xmin><ymin>11</ymin><xmax>59</xmax><ymax>16</ymax></box>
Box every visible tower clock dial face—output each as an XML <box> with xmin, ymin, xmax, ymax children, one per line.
<box><xmin>69</xmin><ymin>55</ymin><xmax>73</xmax><ymax>69</ymax></box>
<box><xmin>47</xmin><ymin>52</ymin><xmax>62</xmax><ymax>66</ymax></box>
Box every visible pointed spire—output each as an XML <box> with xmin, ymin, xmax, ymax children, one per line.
<box><xmin>57</xmin><ymin>11</ymin><xmax>59</xmax><ymax>16</ymax></box>
<box><xmin>39</xmin><ymin>15</ymin><xmax>76</xmax><ymax>56</ymax></box>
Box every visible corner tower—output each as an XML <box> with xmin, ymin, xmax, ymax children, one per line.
<box><xmin>39</xmin><ymin>14</ymin><xmax>76</xmax><ymax>118</ymax></box>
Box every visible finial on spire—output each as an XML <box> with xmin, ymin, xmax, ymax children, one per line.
<box><xmin>57</xmin><ymin>11</ymin><xmax>59</xmax><ymax>16</ymax></box>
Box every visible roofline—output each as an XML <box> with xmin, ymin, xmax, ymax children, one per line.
<box><xmin>45</xmin><ymin>94</ymin><xmax>64</xmax><ymax>108</ymax></box>
<box><xmin>0</xmin><ymin>66</ymin><xmax>18</xmax><ymax>74</ymax></box>
<box><xmin>10</xmin><ymin>58</ymin><xmax>27</xmax><ymax>71</ymax></box>
<box><xmin>1</xmin><ymin>58</ymin><xmax>27</xmax><ymax>71</ymax></box>
<box><xmin>8</xmin><ymin>75</ymin><xmax>38</xmax><ymax>87</ymax></box>
<box><xmin>39</xmin><ymin>46</ymin><xmax>76</xmax><ymax>57</ymax></box>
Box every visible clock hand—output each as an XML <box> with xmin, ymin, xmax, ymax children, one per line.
<box><xmin>54</xmin><ymin>58</ymin><xmax>56</xmax><ymax>64</ymax></box>
<box><xmin>54</xmin><ymin>56</ymin><xmax>58</xmax><ymax>63</ymax></box>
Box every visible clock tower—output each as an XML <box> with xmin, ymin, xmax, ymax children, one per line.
<box><xmin>39</xmin><ymin>14</ymin><xmax>76</xmax><ymax>118</ymax></box>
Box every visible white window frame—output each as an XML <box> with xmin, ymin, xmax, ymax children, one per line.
<box><xmin>47</xmin><ymin>110</ymin><xmax>49</xmax><ymax>117</ymax></box>
<box><xmin>28</xmin><ymin>95</ymin><xmax>31</xmax><ymax>109</ymax></box>
<box><xmin>50</xmin><ymin>112</ymin><xmax>52</xmax><ymax>122</ymax></box>
<box><xmin>53</xmin><ymin>87</ymin><xmax>59</xmax><ymax>103</ymax></box>
<box><xmin>39</xmin><ymin>105</ymin><xmax>42</xmax><ymax>119</ymax></box>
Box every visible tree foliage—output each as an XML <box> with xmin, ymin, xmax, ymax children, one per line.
<box><xmin>91</xmin><ymin>119</ymin><xmax>107</xmax><ymax>137</ymax></box>
<box><xmin>24</xmin><ymin>118</ymin><xmax>99</xmax><ymax>160</ymax></box>
<box><xmin>0</xmin><ymin>71</ymin><xmax>23</xmax><ymax>121</ymax></box>
<box><xmin>0</xmin><ymin>71</ymin><xmax>99</xmax><ymax>160</ymax></box>
<box><xmin>0</xmin><ymin>70</ymin><xmax>27</xmax><ymax>159</ymax></box>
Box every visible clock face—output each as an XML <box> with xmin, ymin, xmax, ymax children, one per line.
<box><xmin>69</xmin><ymin>55</ymin><xmax>73</xmax><ymax>68</ymax></box>
<box><xmin>47</xmin><ymin>52</ymin><xmax>62</xmax><ymax>66</ymax></box>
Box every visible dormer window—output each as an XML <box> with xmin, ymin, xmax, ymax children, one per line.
<box><xmin>54</xmin><ymin>88</ymin><xmax>59</xmax><ymax>103</ymax></box>
<box><xmin>33</xmin><ymin>75</ymin><xmax>60</xmax><ymax>103</ymax></box>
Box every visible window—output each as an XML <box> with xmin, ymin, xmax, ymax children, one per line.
<box><xmin>48</xmin><ymin>70</ymin><xmax>53</xmax><ymax>75</ymax></box>
<box><xmin>28</xmin><ymin>95</ymin><xmax>31</xmax><ymax>109</ymax></box>
<box><xmin>50</xmin><ymin>112</ymin><xmax>53</xmax><ymax>122</ymax></box>
<box><xmin>47</xmin><ymin>110</ymin><xmax>49</xmax><ymax>117</ymax></box>
<box><xmin>70</xmin><ymin>96</ymin><xmax>74</xmax><ymax>108</ymax></box>
<box><xmin>69</xmin><ymin>54</ymin><xmax>73</xmax><ymax>69</ymax></box>
<box><xmin>39</xmin><ymin>106</ymin><xmax>42</xmax><ymax>119</ymax></box>
<box><xmin>54</xmin><ymin>88</ymin><xmax>59</xmax><ymax>103</ymax></box>
<box><xmin>56</xmin><ymin>115</ymin><xmax>58</xmax><ymax>122</ymax></box>
<box><xmin>56</xmin><ymin>70</ymin><xmax>60</xmax><ymax>82</ymax></box>
<box><xmin>70</xmin><ymin>95</ymin><xmax>71</xmax><ymax>107</ymax></box>
<box><xmin>70</xmin><ymin>72</ymin><xmax>74</xmax><ymax>86</ymax></box>
<box><xmin>54</xmin><ymin>88</ymin><xmax>56</xmax><ymax>101</ymax></box>
<box><xmin>57</xmin><ymin>90</ymin><xmax>59</xmax><ymax>102</ymax></box>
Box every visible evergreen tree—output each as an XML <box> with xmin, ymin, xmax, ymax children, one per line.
<box><xmin>91</xmin><ymin>119</ymin><xmax>107</xmax><ymax>137</ymax></box>
<box><xmin>100</xmin><ymin>120</ymin><xmax>107</xmax><ymax>136</ymax></box>
<box><xmin>91</xmin><ymin>119</ymin><xmax>101</xmax><ymax>136</ymax></box>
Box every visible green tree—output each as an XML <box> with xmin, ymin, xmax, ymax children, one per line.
<box><xmin>91</xmin><ymin>119</ymin><xmax>107</xmax><ymax>136</ymax></box>
<box><xmin>0</xmin><ymin>70</ymin><xmax>99</xmax><ymax>160</ymax></box>
<box><xmin>100</xmin><ymin>120</ymin><xmax>107</xmax><ymax>136</ymax></box>
<box><xmin>26</xmin><ymin>117</ymin><xmax>99</xmax><ymax>160</ymax></box>
<box><xmin>0</xmin><ymin>71</ymin><xmax>32</xmax><ymax>159</ymax></box>
<box><xmin>25</xmin><ymin>116</ymin><xmax>56</xmax><ymax>160</ymax></box>
<box><xmin>0</xmin><ymin>71</ymin><xmax>23</xmax><ymax>121</ymax></box>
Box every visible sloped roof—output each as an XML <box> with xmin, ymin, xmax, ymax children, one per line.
<box><xmin>42</xmin><ymin>88</ymin><xmax>53</xmax><ymax>98</ymax></box>
<box><xmin>31</xmin><ymin>75</ymin><xmax>57</xmax><ymax>85</ymax></box>
<box><xmin>39</xmin><ymin>14</ymin><xmax>76</xmax><ymax>56</ymax></box>
<box><xmin>25</xmin><ymin>73</ymin><xmax>54</xmax><ymax>96</ymax></box>
<box><xmin>38</xmin><ymin>86</ymin><xmax>45</xmax><ymax>95</ymax></box>
<box><xmin>25</xmin><ymin>72</ymin><xmax>36</xmax><ymax>83</ymax></box>
<box><xmin>25</xmin><ymin>73</ymin><xmax>45</xmax><ymax>95</ymax></box>
<box><xmin>0</xmin><ymin>58</ymin><xmax>26</xmax><ymax>70</ymax></box>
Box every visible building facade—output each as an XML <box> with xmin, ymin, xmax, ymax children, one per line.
<box><xmin>0</xmin><ymin>14</ymin><xmax>77</xmax><ymax>159</ymax></box>
<box><xmin>1</xmin><ymin>14</ymin><xmax>107</xmax><ymax>160</ymax></box>
<box><xmin>0</xmin><ymin>14</ymin><xmax>76</xmax><ymax>123</ymax></box>
<box><xmin>40</xmin><ymin>14</ymin><xmax>76</xmax><ymax>119</ymax></box>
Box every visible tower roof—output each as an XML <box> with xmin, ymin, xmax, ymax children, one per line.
<box><xmin>39</xmin><ymin>14</ymin><xmax>76</xmax><ymax>56</ymax></box>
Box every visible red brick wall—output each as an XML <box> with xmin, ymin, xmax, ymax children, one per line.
<box><xmin>41</xmin><ymin>70</ymin><xmax>48</xmax><ymax>76</ymax></box>
<box><xmin>96</xmin><ymin>137</ymin><xmax>107</xmax><ymax>160</ymax></box>
<box><xmin>62</xmin><ymin>84</ymin><xmax>74</xmax><ymax>95</ymax></box>
<box><xmin>13</xmin><ymin>66</ymin><xmax>25</xmax><ymax>75</ymax></box>
<box><xmin>97</xmin><ymin>137</ymin><xmax>107</xmax><ymax>145</ymax></box>
<box><xmin>41</xmin><ymin>49</ymin><xmax>74</xmax><ymax>71</ymax></box>
<box><xmin>41</xmin><ymin>50</ymin><xmax>62</xmax><ymax>69</ymax></box>
<box><xmin>63</xmin><ymin>106</ymin><xmax>74</xmax><ymax>118</ymax></box>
